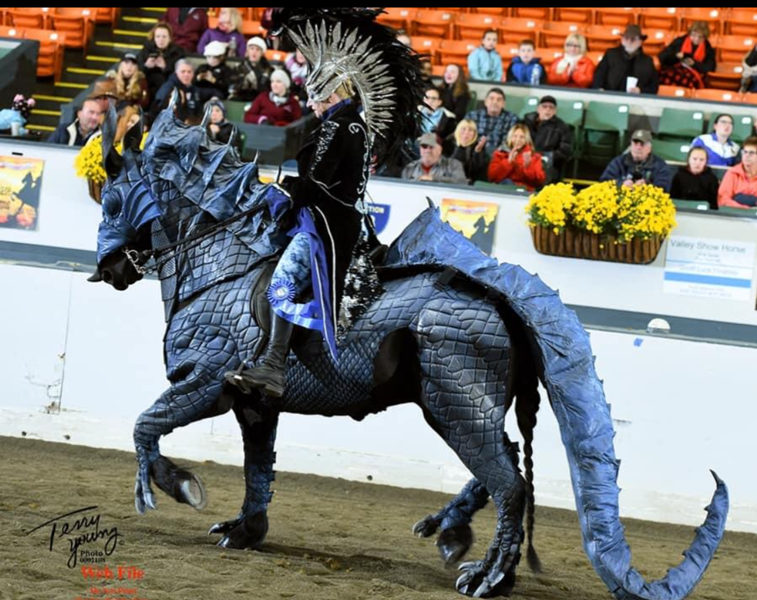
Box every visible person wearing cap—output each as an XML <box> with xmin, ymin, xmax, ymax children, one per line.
<box><xmin>592</xmin><ymin>25</ymin><xmax>659</xmax><ymax>95</ymax></box>
<box><xmin>197</xmin><ymin>7</ymin><xmax>246</xmax><ymax>58</ymax></box>
<box><xmin>464</xmin><ymin>87</ymin><xmax>519</xmax><ymax>156</ymax></box>
<box><xmin>104</xmin><ymin>53</ymin><xmax>149</xmax><ymax>110</ymax></box>
<box><xmin>488</xmin><ymin>123</ymin><xmax>546</xmax><ymax>191</ymax></box>
<box><xmin>718</xmin><ymin>136</ymin><xmax>757</xmax><ymax>208</ymax></box>
<box><xmin>659</xmin><ymin>22</ymin><xmax>715</xmax><ymax>90</ymax></box>
<box><xmin>229</xmin><ymin>36</ymin><xmax>273</xmax><ymax>102</ymax></box>
<box><xmin>547</xmin><ymin>34</ymin><xmax>595</xmax><ymax>89</ymax></box>
<box><xmin>600</xmin><ymin>130</ymin><xmax>672</xmax><ymax>192</ymax></box>
<box><xmin>522</xmin><ymin>95</ymin><xmax>573</xmax><ymax>182</ymax></box>
<box><xmin>150</xmin><ymin>59</ymin><xmax>215</xmax><ymax>126</ymax></box>
<box><xmin>194</xmin><ymin>41</ymin><xmax>233</xmax><ymax>99</ymax></box>
<box><xmin>160</xmin><ymin>7</ymin><xmax>208</xmax><ymax>53</ymax></box>
<box><xmin>690</xmin><ymin>114</ymin><xmax>740</xmax><ymax>167</ymax></box>
<box><xmin>401</xmin><ymin>133</ymin><xmax>467</xmax><ymax>184</ymax></box>
<box><xmin>47</xmin><ymin>99</ymin><xmax>103</xmax><ymax>146</ymax></box>
<box><xmin>243</xmin><ymin>69</ymin><xmax>302</xmax><ymax>126</ymax></box>
<box><xmin>137</xmin><ymin>23</ymin><xmax>186</xmax><ymax>102</ymax></box>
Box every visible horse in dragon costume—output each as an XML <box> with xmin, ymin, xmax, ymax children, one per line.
<box><xmin>88</xmin><ymin>99</ymin><xmax>728</xmax><ymax>599</ymax></box>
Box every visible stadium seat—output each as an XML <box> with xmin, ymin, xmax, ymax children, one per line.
<box><xmin>541</xmin><ymin>22</ymin><xmax>584</xmax><ymax>49</ymax></box>
<box><xmin>726</xmin><ymin>10</ymin><xmax>757</xmax><ymax>36</ymax></box>
<box><xmin>716</xmin><ymin>35</ymin><xmax>754</xmax><ymax>63</ymax></box>
<box><xmin>552</xmin><ymin>8</ymin><xmax>594</xmax><ymax>25</ymax></box>
<box><xmin>6</xmin><ymin>8</ymin><xmax>48</xmax><ymax>29</ymax></box>
<box><xmin>654</xmin><ymin>139</ymin><xmax>692</xmax><ymax>163</ymax></box>
<box><xmin>640</xmin><ymin>7</ymin><xmax>681</xmax><ymax>32</ymax></box>
<box><xmin>455</xmin><ymin>13</ymin><xmax>503</xmax><ymax>41</ymax></box>
<box><xmin>657</xmin><ymin>85</ymin><xmax>692</xmax><ymax>99</ymax></box>
<box><xmin>498</xmin><ymin>18</ymin><xmax>541</xmax><ymax>45</ymax></box>
<box><xmin>412</xmin><ymin>9</ymin><xmax>457</xmax><ymax>39</ymax></box>
<box><xmin>438</xmin><ymin>40</ymin><xmax>478</xmax><ymax>66</ymax></box>
<box><xmin>376</xmin><ymin>8</ymin><xmax>417</xmax><ymax>31</ymax></box>
<box><xmin>581</xmin><ymin>101</ymin><xmax>630</xmax><ymax>166</ymax></box>
<box><xmin>708</xmin><ymin>62</ymin><xmax>744</xmax><ymax>91</ymax></box>
<box><xmin>680</xmin><ymin>8</ymin><xmax>724</xmax><ymax>36</ymax></box>
<box><xmin>658</xmin><ymin>108</ymin><xmax>706</xmax><ymax>141</ymax></box>
<box><xmin>692</xmin><ymin>88</ymin><xmax>741</xmax><ymax>102</ymax></box>
<box><xmin>24</xmin><ymin>29</ymin><xmax>66</xmax><ymax>81</ymax></box>
<box><xmin>594</xmin><ymin>8</ymin><xmax>639</xmax><ymax>27</ymax></box>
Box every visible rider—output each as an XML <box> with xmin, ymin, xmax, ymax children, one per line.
<box><xmin>225</xmin><ymin>8</ymin><xmax>424</xmax><ymax>399</ymax></box>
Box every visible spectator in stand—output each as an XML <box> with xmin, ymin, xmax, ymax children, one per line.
<box><xmin>592</xmin><ymin>25</ymin><xmax>659</xmax><ymax>94</ymax></box>
<box><xmin>548</xmin><ymin>33</ymin><xmax>595</xmax><ymax>88</ymax></box>
<box><xmin>419</xmin><ymin>59</ymin><xmax>434</xmax><ymax>86</ymax></box>
<box><xmin>465</xmin><ymin>87</ymin><xmax>518</xmax><ymax>155</ymax></box>
<box><xmin>468</xmin><ymin>30</ymin><xmax>503</xmax><ymax>82</ymax></box>
<box><xmin>229</xmin><ymin>37</ymin><xmax>272</xmax><ymax>102</ymax></box>
<box><xmin>718</xmin><ymin>137</ymin><xmax>757</xmax><ymax>208</ymax></box>
<box><xmin>243</xmin><ymin>69</ymin><xmax>302</xmax><ymax>126</ymax></box>
<box><xmin>446</xmin><ymin>119</ymin><xmax>490</xmax><ymax>184</ymax></box>
<box><xmin>488</xmin><ymin>123</ymin><xmax>546</xmax><ymax>190</ymax></box>
<box><xmin>659</xmin><ymin>22</ymin><xmax>715</xmax><ymax>89</ymax></box>
<box><xmin>506</xmin><ymin>40</ymin><xmax>546</xmax><ymax>85</ymax></box>
<box><xmin>205</xmin><ymin>98</ymin><xmax>243</xmax><ymax>153</ymax></box>
<box><xmin>194</xmin><ymin>41</ymin><xmax>234</xmax><ymax>100</ymax></box>
<box><xmin>105</xmin><ymin>53</ymin><xmax>149</xmax><ymax>110</ymax></box>
<box><xmin>47</xmin><ymin>99</ymin><xmax>103</xmax><ymax>146</ymax></box>
<box><xmin>420</xmin><ymin>86</ymin><xmax>457</xmax><ymax>140</ymax></box>
<box><xmin>285</xmin><ymin>49</ymin><xmax>310</xmax><ymax>102</ymax></box>
<box><xmin>670</xmin><ymin>146</ymin><xmax>720</xmax><ymax>209</ymax></box>
<box><xmin>138</xmin><ymin>23</ymin><xmax>186</xmax><ymax>102</ymax></box>
<box><xmin>740</xmin><ymin>44</ymin><xmax>757</xmax><ymax>92</ymax></box>
<box><xmin>150</xmin><ymin>59</ymin><xmax>215</xmax><ymax>126</ymax></box>
<box><xmin>522</xmin><ymin>95</ymin><xmax>573</xmax><ymax>182</ymax></box>
<box><xmin>160</xmin><ymin>8</ymin><xmax>208</xmax><ymax>54</ymax></box>
<box><xmin>197</xmin><ymin>7</ymin><xmax>247</xmax><ymax>58</ymax></box>
<box><xmin>440</xmin><ymin>64</ymin><xmax>470</xmax><ymax>121</ymax></box>
<box><xmin>600</xmin><ymin>130</ymin><xmax>672</xmax><ymax>192</ymax></box>
<box><xmin>402</xmin><ymin>132</ymin><xmax>467</xmax><ymax>184</ymax></box>
<box><xmin>691</xmin><ymin>114</ymin><xmax>741</xmax><ymax>167</ymax></box>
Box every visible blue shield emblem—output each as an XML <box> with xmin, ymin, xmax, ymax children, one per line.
<box><xmin>368</xmin><ymin>203</ymin><xmax>391</xmax><ymax>234</ymax></box>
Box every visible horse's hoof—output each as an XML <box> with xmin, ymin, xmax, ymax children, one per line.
<box><xmin>437</xmin><ymin>524</ymin><xmax>474</xmax><ymax>565</ymax></box>
<box><xmin>151</xmin><ymin>456</ymin><xmax>207</xmax><ymax>510</ymax></box>
<box><xmin>213</xmin><ymin>512</ymin><xmax>269</xmax><ymax>550</ymax></box>
<box><xmin>412</xmin><ymin>515</ymin><xmax>440</xmax><ymax>538</ymax></box>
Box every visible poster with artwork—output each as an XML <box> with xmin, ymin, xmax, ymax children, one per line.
<box><xmin>441</xmin><ymin>198</ymin><xmax>499</xmax><ymax>255</ymax></box>
<box><xmin>0</xmin><ymin>156</ymin><xmax>44</xmax><ymax>230</ymax></box>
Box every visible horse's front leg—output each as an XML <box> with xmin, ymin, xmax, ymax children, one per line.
<box><xmin>134</xmin><ymin>321</ymin><xmax>238</xmax><ymax>514</ymax></box>
<box><xmin>209</xmin><ymin>403</ymin><xmax>279</xmax><ymax>549</ymax></box>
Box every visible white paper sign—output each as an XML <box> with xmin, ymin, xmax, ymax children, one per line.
<box><xmin>664</xmin><ymin>236</ymin><xmax>755</xmax><ymax>301</ymax></box>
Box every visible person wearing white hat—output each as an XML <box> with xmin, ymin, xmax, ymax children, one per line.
<box><xmin>228</xmin><ymin>36</ymin><xmax>273</xmax><ymax>101</ymax></box>
<box><xmin>194</xmin><ymin>41</ymin><xmax>233</xmax><ymax>99</ymax></box>
<box><xmin>243</xmin><ymin>68</ymin><xmax>301</xmax><ymax>126</ymax></box>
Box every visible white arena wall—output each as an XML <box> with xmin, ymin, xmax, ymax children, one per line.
<box><xmin>1</xmin><ymin>140</ymin><xmax>756</xmax><ymax>533</ymax></box>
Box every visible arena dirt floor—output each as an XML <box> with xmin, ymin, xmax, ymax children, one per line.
<box><xmin>1</xmin><ymin>436</ymin><xmax>755</xmax><ymax>600</ymax></box>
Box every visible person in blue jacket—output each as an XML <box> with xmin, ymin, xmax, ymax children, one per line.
<box><xmin>467</xmin><ymin>30</ymin><xmax>503</xmax><ymax>82</ymax></box>
<box><xmin>600</xmin><ymin>129</ymin><xmax>672</xmax><ymax>192</ymax></box>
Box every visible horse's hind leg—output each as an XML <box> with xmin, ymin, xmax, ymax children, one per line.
<box><xmin>416</xmin><ymin>299</ymin><xmax>525</xmax><ymax>597</ymax></box>
<box><xmin>209</xmin><ymin>403</ymin><xmax>279</xmax><ymax>550</ymax></box>
<box><xmin>134</xmin><ymin>321</ymin><xmax>239</xmax><ymax>514</ymax></box>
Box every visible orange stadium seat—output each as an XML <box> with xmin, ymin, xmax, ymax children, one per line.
<box><xmin>472</xmin><ymin>8</ymin><xmax>509</xmax><ymax>17</ymax></box>
<box><xmin>585</xmin><ymin>25</ymin><xmax>627</xmax><ymax>53</ymax></box>
<box><xmin>6</xmin><ymin>8</ymin><xmax>48</xmax><ymax>29</ymax></box>
<box><xmin>48</xmin><ymin>7</ymin><xmax>95</xmax><ymax>50</ymax></box>
<box><xmin>707</xmin><ymin>62</ymin><xmax>744</xmax><ymax>91</ymax></box>
<box><xmin>643</xmin><ymin>30</ymin><xmax>675</xmax><ymax>56</ymax></box>
<box><xmin>716</xmin><ymin>35</ymin><xmax>755</xmax><ymax>63</ymax></box>
<box><xmin>412</xmin><ymin>10</ymin><xmax>457</xmax><ymax>39</ymax></box>
<box><xmin>680</xmin><ymin>8</ymin><xmax>725</xmax><ymax>36</ymax></box>
<box><xmin>93</xmin><ymin>7</ymin><xmax>119</xmax><ymax>25</ymax></box>
<box><xmin>640</xmin><ymin>7</ymin><xmax>680</xmax><ymax>32</ymax></box>
<box><xmin>553</xmin><ymin>8</ymin><xmax>594</xmax><ymax>25</ymax></box>
<box><xmin>0</xmin><ymin>25</ymin><xmax>23</xmax><ymax>38</ymax></box>
<box><xmin>411</xmin><ymin>36</ymin><xmax>443</xmax><ymax>63</ymax></box>
<box><xmin>657</xmin><ymin>85</ymin><xmax>692</xmax><ymax>99</ymax></box>
<box><xmin>499</xmin><ymin>18</ymin><xmax>541</xmax><ymax>45</ymax></box>
<box><xmin>511</xmin><ymin>8</ymin><xmax>551</xmax><ymax>21</ymax></box>
<box><xmin>265</xmin><ymin>49</ymin><xmax>287</xmax><ymax>64</ymax></box>
<box><xmin>692</xmin><ymin>88</ymin><xmax>741</xmax><ymax>102</ymax></box>
<box><xmin>438</xmin><ymin>40</ymin><xmax>478</xmax><ymax>66</ymax></box>
<box><xmin>726</xmin><ymin>9</ymin><xmax>757</xmax><ymax>36</ymax></box>
<box><xmin>741</xmin><ymin>92</ymin><xmax>757</xmax><ymax>104</ymax></box>
<box><xmin>455</xmin><ymin>13</ymin><xmax>503</xmax><ymax>42</ymax></box>
<box><xmin>376</xmin><ymin>8</ymin><xmax>417</xmax><ymax>31</ymax></box>
<box><xmin>24</xmin><ymin>29</ymin><xmax>65</xmax><ymax>80</ymax></box>
<box><xmin>541</xmin><ymin>22</ymin><xmax>585</xmax><ymax>49</ymax></box>
<box><xmin>594</xmin><ymin>8</ymin><xmax>639</xmax><ymax>27</ymax></box>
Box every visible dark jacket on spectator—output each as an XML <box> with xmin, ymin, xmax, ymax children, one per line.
<box><xmin>592</xmin><ymin>46</ymin><xmax>659</xmax><ymax>94</ymax></box>
<box><xmin>137</xmin><ymin>41</ymin><xmax>186</xmax><ymax>99</ymax></box>
<box><xmin>440</xmin><ymin>83</ymin><xmax>471</xmax><ymax>121</ymax></box>
<box><xmin>670</xmin><ymin>166</ymin><xmax>719</xmax><ymax>209</ymax></box>
<box><xmin>150</xmin><ymin>73</ymin><xmax>215</xmax><ymax>125</ymax></box>
<box><xmin>600</xmin><ymin>152</ymin><xmax>672</xmax><ymax>192</ymax></box>
<box><xmin>448</xmin><ymin>143</ymin><xmax>490</xmax><ymax>184</ymax></box>
<box><xmin>47</xmin><ymin>119</ymin><xmax>99</xmax><ymax>146</ymax></box>
<box><xmin>243</xmin><ymin>92</ymin><xmax>302</xmax><ymax>126</ymax></box>
<box><xmin>659</xmin><ymin>35</ymin><xmax>716</xmax><ymax>75</ymax></box>
<box><xmin>522</xmin><ymin>111</ymin><xmax>573</xmax><ymax>171</ymax></box>
<box><xmin>229</xmin><ymin>57</ymin><xmax>273</xmax><ymax>101</ymax></box>
<box><xmin>160</xmin><ymin>8</ymin><xmax>207</xmax><ymax>53</ymax></box>
<box><xmin>194</xmin><ymin>62</ymin><xmax>233</xmax><ymax>100</ymax></box>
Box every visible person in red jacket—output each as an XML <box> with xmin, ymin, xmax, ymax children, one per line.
<box><xmin>160</xmin><ymin>8</ymin><xmax>208</xmax><ymax>54</ymax></box>
<box><xmin>243</xmin><ymin>69</ymin><xmax>302</xmax><ymax>126</ymax></box>
<box><xmin>488</xmin><ymin>123</ymin><xmax>546</xmax><ymax>190</ymax></box>
<box><xmin>547</xmin><ymin>33</ymin><xmax>595</xmax><ymax>89</ymax></box>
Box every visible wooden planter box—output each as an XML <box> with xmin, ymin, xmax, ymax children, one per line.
<box><xmin>530</xmin><ymin>225</ymin><xmax>663</xmax><ymax>264</ymax></box>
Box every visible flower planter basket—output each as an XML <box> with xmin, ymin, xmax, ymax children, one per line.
<box><xmin>88</xmin><ymin>178</ymin><xmax>102</xmax><ymax>204</ymax></box>
<box><xmin>530</xmin><ymin>225</ymin><xmax>663</xmax><ymax>264</ymax></box>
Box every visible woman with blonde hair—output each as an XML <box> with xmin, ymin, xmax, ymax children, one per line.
<box><xmin>446</xmin><ymin>118</ymin><xmax>489</xmax><ymax>183</ymax></box>
<box><xmin>488</xmin><ymin>123</ymin><xmax>546</xmax><ymax>190</ymax></box>
<box><xmin>197</xmin><ymin>8</ymin><xmax>247</xmax><ymax>58</ymax></box>
<box><xmin>659</xmin><ymin>21</ymin><xmax>715</xmax><ymax>89</ymax></box>
<box><xmin>547</xmin><ymin>33</ymin><xmax>595</xmax><ymax>88</ymax></box>
<box><xmin>105</xmin><ymin>54</ymin><xmax>149</xmax><ymax>109</ymax></box>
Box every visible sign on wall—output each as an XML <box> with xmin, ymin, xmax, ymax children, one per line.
<box><xmin>441</xmin><ymin>198</ymin><xmax>499</xmax><ymax>255</ymax></box>
<box><xmin>0</xmin><ymin>156</ymin><xmax>44</xmax><ymax>230</ymax></box>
